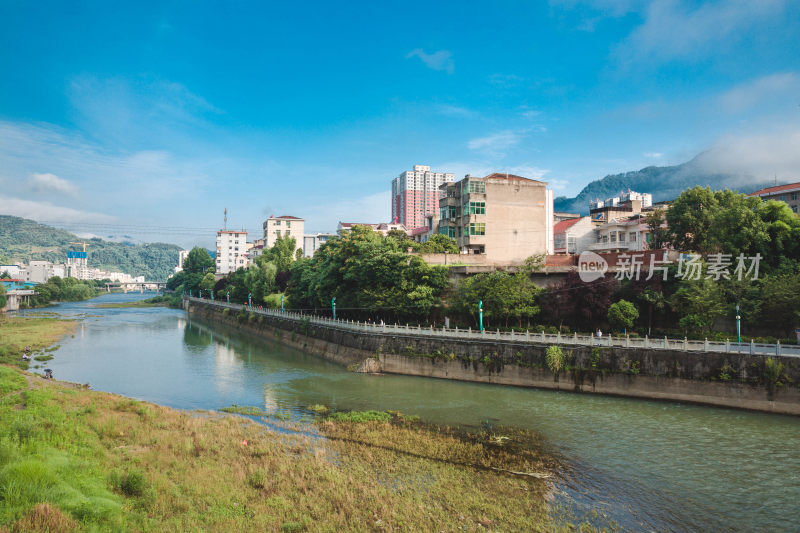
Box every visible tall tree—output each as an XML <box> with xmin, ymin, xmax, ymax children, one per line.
<box><xmin>183</xmin><ymin>247</ymin><xmax>214</xmax><ymax>275</ymax></box>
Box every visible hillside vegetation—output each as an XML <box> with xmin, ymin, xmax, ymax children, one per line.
<box><xmin>0</xmin><ymin>216</ymin><xmax>181</xmax><ymax>281</ymax></box>
<box><xmin>554</xmin><ymin>154</ymin><xmax>773</xmax><ymax>214</ymax></box>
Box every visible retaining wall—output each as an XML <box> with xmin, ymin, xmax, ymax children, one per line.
<box><xmin>186</xmin><ymin>300</ymin><xmax>800</xmax><ymax>415</ymax></box>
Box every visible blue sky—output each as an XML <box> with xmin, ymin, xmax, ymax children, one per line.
<box><xmin>1</xmin><ymin>0</ymin><xmax>799</xmax><ymax>247</ymax></box>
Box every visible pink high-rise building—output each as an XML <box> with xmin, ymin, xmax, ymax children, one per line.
<box><xmin>391</xmin><ymin>164</ymin><xmax>454</xmax><ymax>230</ymax></box>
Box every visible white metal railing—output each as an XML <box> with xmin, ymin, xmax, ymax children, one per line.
<box><xmin>185</xmin><ymin>297</ymin><xmax>800</xmax><ymax>358</ymax></box>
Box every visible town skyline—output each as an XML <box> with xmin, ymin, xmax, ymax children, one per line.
<box><xmin>1</xmin><ymin>1</ymin><xmax>799</xmax><ymax>248</ymax></box>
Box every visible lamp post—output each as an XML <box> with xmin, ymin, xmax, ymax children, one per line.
<box><xmin>479</xmin><ymin>300</ymin><xmax>483</xmax><ymax>333</ymax></box>
<box><xmin>331</xmin><ymin>297</ymin><xmax>336</xmax><ymax>321</ymax></box>
<box><xmin>226</xmin><ymin>291</ymin><xmax>230</xmax><ymax>303</ymax></box>
<box><xmin>280</xmin><ymin>294</ymin><xmax>284</xmax><ymax>312</ymax></box>
<box><xmin>736</xmin><ymin>303</ymin><xmax>741</xmax><ymax>344</ymax></box>
<box><xmin>248</xmin><ymin>292</ymin><xmax>252</xmax><ymax>308</ymax></box>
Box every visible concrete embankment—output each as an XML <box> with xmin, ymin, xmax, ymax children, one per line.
<box><xmin>186</xmin><ymin>299</ymin><xmax>800</xmax><ymax>416</ymax></box>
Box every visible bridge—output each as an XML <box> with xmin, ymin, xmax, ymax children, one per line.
<box><xmin>104</xmin><ymin>281</ymin><xmax>167</xmax><ymax>293</ymax></box>
<box><xmin>1</xmin><ymin>289</ymin><xmax>35</xmax><ymax>312</ymax></box>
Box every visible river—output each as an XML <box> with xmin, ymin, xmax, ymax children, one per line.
<box><xmin>29</xmin><ymin>293</ymin><xmax>800</xmax><ymax>532</ymax></box>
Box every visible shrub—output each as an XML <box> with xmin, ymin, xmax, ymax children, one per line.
<box><xmin>119</xmin><ymin>469</ymin><xmax>147</xmax><ymax>497</ymax></box>
<box><xmin>545</xmin><ymin>346</ymin><xmax>565</xmax><ymax>374</ymax></box>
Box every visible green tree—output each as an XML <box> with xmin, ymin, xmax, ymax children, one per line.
<box><xmin>0</xmin><ymin>283</ymin><xmax>6</xmax><ymax>309</ymax></box>
<box><xmin>244</xmin><ymin>255</ymin><xmax>278</xmax><ymax>303</ymax></box>
<box><xmin>671</xmin><ymin>277</ymin><xmax>726</xmax><ymax>333</ymax></box>
<box><xmin>452</xmin><ymin>271</ymin><xmax>541</xmax><ymax>328</ymax></box>
<box><xmin>0</xmin><ymin>270</ymin><xmax>11</xmax><ymax>279</ymax></box>
<box><xmin>263</xmin><ymin>235</ymin><xmax>297</xmax><ymax>274</ymax></box>
<box><xmin>199</xmin><ymin>272</ymin><xmax>216</xmax><ymax>292</ymax></box>
<box><xmin>418</xmin><ymin>234</ymin><xmax>458</xmax><ymax>254</ymax></box>
<box><xmin>645</xmin><ymin>208</ymin><xmax>670</xmax><ymax>250</ymax></box>
<box><xmin>607</xmin><ymin>300</ymin><xmax>639</xmax><ymax>332</ymax></box>
<box><xmin>183</xmin><ymin>247</ymin><xmax>214</xmax><ymax>275</ymax></box>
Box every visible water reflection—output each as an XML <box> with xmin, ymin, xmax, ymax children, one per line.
<box><xmin>36</xmin><ymin>293</ymin><xmax>800</xmax><ymax>532</ymax></box>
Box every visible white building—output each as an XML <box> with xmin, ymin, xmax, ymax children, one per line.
<box><xmin>175</xmin><ymin>250</ymin><xmax>189</xmax><ymax>273</ymax></box>
<box><xmin>303</xmin><ymin>233</ymin><xmax>336</xmax><ymax>257</ymax></box>
<box><xmin>589</xmin><ymin>215</ymin><xmax>651</xmax><ymax>253</ymax></box>
<box><xmin>26</xmin><ymin>261</ymin><xmax>57</xmax><ymax>283</ymax></box>
<box><xmin>337</xmin><ymin>222</ymin><xmax>409</xmax><ymax>236</ymax></box>
<box><xmin>0</xmin><ymin>265</ymin><xmax>23</xmax><ymax>278</ymax></box>
<box><xmin>263</xmin><ymin>216</ymin><xmax>304</xmax><ymax>257</ymax></box>
<box><xmin>553</xmin><ymin>216</ymin><xmax>596</xmax><ymax>254</ymax></box>
<box><xmin>590</xmin><ymin>189</ymin><xmax>652</xmax><ymax>210</ymax></box>
<box><xmin>216</xmin><ymin>230</ymin><xmax>249</xmax><ymax>275</ymax></box>
<box><xmin>391</xmin><ymin>165</ymin><xmax>455</xmax><ymax>230</ymax></box>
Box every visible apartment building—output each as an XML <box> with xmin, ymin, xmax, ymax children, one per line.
<box><xmin>553</xmin><ymin>216</ymin><xmax>595</xmax><ymax>254</ymax></box>
<box><xmin>263</xmin><ymin>216</ymin><xmax>304</xmax><ymax>257</ymax></box>
<box><xmin>391</xmin><ymin>164</ymin><xmax>455</xmax><ymax>230</ymax></box>
<box><xmin>589</xmin><ymin>215</ymin><xmax>651</xmax><ymax>253</ymax></box>
<box><xmin>337</xmin><ymin>222</ymin><xmax>408</xmax><ymax>236</ymax></box>
<box><xmin>589</xmin><ymin>190</ymin><xmax>652</xmax><ymax>223</ymax></box>
<box><xmin>438</xmin><ymin>173</ymin><xmax>554</xmax><ymax>262</ymax></box>
<box><xmin>216</xmin><ymin>230</ymin><xmax>249</xmax><ymax>275</ymax></box>
<box><xmin>749</xmin><ymin>182</ymin><xmax>800</xmax><ymax>213</ymax></box>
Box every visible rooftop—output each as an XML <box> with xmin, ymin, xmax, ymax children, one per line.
<box><xmin>553</xmin><ymin>218</ymin><xmax>583</xmax><ymax>234</ymax></box>
<box><xmin>748</xmin><ymin>182</ymin><xmax>800</xmax><ymax>197</ymax></box>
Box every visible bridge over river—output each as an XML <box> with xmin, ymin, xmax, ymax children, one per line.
<box><xmin>104</xmin><ymin>281</ymin><xmax>167</xmax><ymax>293</ymax></box>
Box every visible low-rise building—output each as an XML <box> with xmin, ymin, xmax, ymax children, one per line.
<box><xmin>0</xmin><ymin>264</ymin><xmax>24</xmax><ymax>279</ymax></box>
<box><xmin>438</xmin><ymin>172</ymin><xmax>554</xmax><ymax>262</ymax></box>
<box><xmin>589</xmin><ymin>189</ymin><xmax>652</xmax><ymax>223</ymax></box>
<box><xmin>748</xmin><ymin>182</ymin><xmax>800</xmax><ymax>213</ymax></box>
<box><xmin>263</xmin><ymin>216</ymin><xmax>304</xmax><ymax>257</ymax></box>
<box><xmin>303</xmin><ymin>233</ymin><xmax>336</xmax><ymax>257</ymax></box>
<box><xmin>337</xmin><ymin>222</ymin><xmax>409</xmax><ymax>236</ymax></box>
<box><xmin>553</xmin><ymin>216</ymin><xmax>595</xmax><ymax>254</ymax></box>
<box><xmin>216</xmin><ymin>230</ymin><xmax>249</xmax><ymax>275</ymax></box>
<box><xmin>589</xmin><ymin>215</ymin><xmax>651</xmax><ymax>253</ymax></box>
<box><xmin>554</xmin><ymin>211</ymin><xmax>581</xmax><ymax>223</ymax></box>
<box><xmin>174</xmin><ymin>250</ymin><xmax>189</xmax><ymax>273</ymax></box>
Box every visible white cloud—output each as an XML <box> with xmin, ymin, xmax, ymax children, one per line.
<box><xmin>720</xmin><ymin>72</ymin><xmax>800</xmax><ymax>112</ymax></box>
<box><xmin>692</xmin><ymin>127</ymin><xmax>800</xmax><ymax>181</ymax></box>
<box><xmin>643</xmin><ymin>152</ymin><xmax>663</xmax><ymax>158</ymax></box>
<box><xmin>0</xmin><ymin>195</ymin><xmax>116</xmax><ymax>223</ymax></box>
<box><xmin>617</xmin><ymin>0</ymin><xmax>786</xmax><ymax>64</ymax></box>
<box><xmin>27</xmin><ymin>172</ymin><xmax>78</xmax><ymax>196</ymax></box>
<box><xmin>406</xmin><ymin>49</ymin><xmax>454</xmax><ymax>74</ymax></box>
<box><xmin>467</xmin><ymin>130</ymin><xmax>523</xmax><ymax>156</ymax></box>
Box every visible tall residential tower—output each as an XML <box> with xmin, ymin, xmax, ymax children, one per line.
<box><xmin>391</xmin><ymin>164</ymin><xmax>454</xmax><ymax>230</ymax></box>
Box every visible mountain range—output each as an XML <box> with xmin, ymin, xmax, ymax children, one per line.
<box><xmin>553</xmin><ymin>152</ymin><xmax>776</xmax><ymax>214</ymax></box>
<box><xmin>0</xmin><ymin>216</ymin><xmax>182</xmax><ymax>281</ymax></box>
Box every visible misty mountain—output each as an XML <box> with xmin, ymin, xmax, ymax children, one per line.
<box><xmin>0</xmin><ymin>215</ymin><xmax>183</xmax><ymax>281</ymax></box>
<box><xmin>554</xmin><ymin>152</ymin><xmax>776</xmax><ymax>214</ymax></box>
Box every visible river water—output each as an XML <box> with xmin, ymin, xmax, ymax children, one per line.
<box><xmin>29</xmin><ymin>293</ymin><xmax>800</xmax><ymax>532</ymax></box>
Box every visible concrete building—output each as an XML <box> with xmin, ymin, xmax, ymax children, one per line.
<box><xmin>589</xmin><ymin>215</ymin><xmax>651</xmax><ymax>253</ymax></box>
<box><xmin>303</xmin><ymin>233</ymin><xmax>336</xmax><ymax>257</ymax></box>
<box><xmin>263</xmin><ymin>216</ymin><xmax>304</xmax><ymax>257</ymax></box>
<box><xmin>215</xmin><ymin>230</ymin><xmax>249</xmax><ymax>275</ymax></box>
<box><xmin>749</xmin><ymin>182</ymin><xmax>800</xmax><ymax>214</ymax></box>
<box><xmin>410</xmin><ymin>213</ymin><xmax>438</xmax><ymax>243</ymax></box>
<box><xmin>391</xmin><ymin>164</ymin><xmax>455</xmax><ymax>230</ymax></box>
<box><xmin>0</xmin><ymin>265</ymin><xmax>23</xmax><ymax>278</ymax></box>
<box><xmin>175</xmin><ymin>250</ymin><xmax>189</xmax><ymax>273</ymax></box>
<box><xmin>553</xmin><ymin>216</ymin><xmax>595</xmax><ymax>254</ymax></box>
<box><xmin>589</xmin><ymin>190</ymin><xmax>652</xmax><ymax>223</ymax></box>
<box><xmin>438</xmin><ymin>172</ymin><xmax>554</xmax><ymax>262</ymax></box>
<box><xmin>337</xmin><ymin>222</ymin><xmax>408</xmax><ymax>236</ymax></box>
<box><xmin>554</xmin><ymin>211</ymin><xmax>581</xmax><ymax>223</ymax></box>
<box><xmin>26</xmin><ymin>261</ymin><xmax>57</xmax><ymax>283</ymax></box>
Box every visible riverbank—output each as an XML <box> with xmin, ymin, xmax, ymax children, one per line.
<box><xmin>186</xmin><ymin>298</ymin><xmax>800</xmax><ymax>415</ymax></box>
<box><xmin>0</xmin><ymin>317</ymin><xmax>559</xmax><ymax>531</ymax></box>
<box><xmin>0</xmin><ymin>315</ymin><xmax>77</xmax><ymax>369</ymax></box>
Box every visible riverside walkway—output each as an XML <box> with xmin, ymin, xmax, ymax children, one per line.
<box><xmin>185</xmin><ymin>297</ymin><xmax>800</xmax><ymax>357</ymax></box>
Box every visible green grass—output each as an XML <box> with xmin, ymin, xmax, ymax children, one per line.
<box><xmin>328</xmin><ymin>410</ymin><xmax>392</xmax><ymax>423</ymax></box>
<box><xmin>219</xmin><ymin>405</ymin><xmax>264</xmax><ymax>416</ymax></box>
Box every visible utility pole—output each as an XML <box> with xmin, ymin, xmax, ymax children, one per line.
<box><xmin>224</xmin><ymin>208</ymin><xmax>228</xmax><ymax>231</ymax></box>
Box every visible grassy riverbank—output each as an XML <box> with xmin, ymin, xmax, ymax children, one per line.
<box><xmin>0</xmin><ymin>316</ymin><xmax>77</xmax><ymax>369</ymax></box>
<box><xmin>0</xmin><ymin>318</ymin><xmax>562</xmax><ymax>532</ymax></box>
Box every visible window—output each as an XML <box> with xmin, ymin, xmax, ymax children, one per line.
<box><xmin>792</xmin><ymin>193</ymin><xmax>798</xmax><ymax>201</ymax></box>
<box><xmin>619</xmin><ymin>233</ymin><xmax>625</xmax><ymax>243</ymax></box>
<box><xmin>610</xmin><ymin>233</ymin><xmax>616</xmax><ymax>243</ymax></box>
<box><xmin>468</xmin><ymin>223</ymin><xmax>485</xmax><ymax>236</ymax></box>
<box><xmin>630</xmin><ymin>232</ymin><xmax>637</xmax><ymax>241</ymax></box>
<box><xmin>439</xmin><ymin>226</ymin><xmax>456</xmax><ymax>237</ymax></box>
<box><xmin>462</xmin><ymin>201</ymin><xmax>485</xmax><ymax>215</ymax></box>
<box><xmin>468</xmin><ymin>181</ymin><xmax>485</xmax><ymax>193</ymax></box>
<box><xmin>275</xmin><ymin>220</ymin><xmax>281</xmax><ymax>226</ymax></box>
<box><xmin>286</xmin><ymin>221</ymin><xmax>291</xmax><ymax>228</ymax></box>
<box><xmin>276</xmin><ymin>230</ymin><xmax>281</xmax><ymax>237</ymax></box>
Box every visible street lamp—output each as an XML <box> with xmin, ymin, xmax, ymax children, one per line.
<box><xmin>736</xmin><ymin>303</ymin><xmax>741</xmax><ymax>344</ymax></box>
<box><xmin>331</xmin><ymin>297</ymin><xmax>336</xmax><ymax>320</ymax></box>
<box><xmin>479</xmin><ymin>300</ymin><xmax>483</xmax><ymax>333</ymax></box>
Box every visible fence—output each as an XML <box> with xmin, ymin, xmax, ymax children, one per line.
<box><xmin>185</xmin><ymin>297</ymin><xmax>800</xmax><ymax>358</ymax></box>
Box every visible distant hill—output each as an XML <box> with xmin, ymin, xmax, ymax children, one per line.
<box><xmin>554</xmin><ymin>153</ymin><xmax>775</xmax><ymax>214</ymax></box>
<box><xmin>0</xmin><ymin>215</ymin><xmax>182</xmax><ymax>281</ymax></box>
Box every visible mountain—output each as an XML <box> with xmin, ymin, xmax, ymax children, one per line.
<box><xmin>553</xmin><ymin>152</ymin><xmax>776</xmax><ymax>214</ymax></box>
<box><xmin>0</xmin><ymin>215</ymin><xmax>182</xmax><ymax>281</ymax></box>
